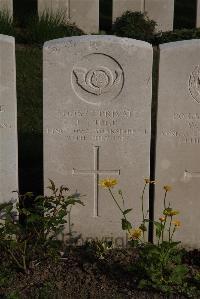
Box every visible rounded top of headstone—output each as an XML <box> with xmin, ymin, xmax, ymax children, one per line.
<box><xmin>0</xmin><ymin>34</ymin><xmax>14</xmax><ymax>44</ymax></box>
<box><xmin>44</xmin><ymin>35</ymin><xmax>152</xmax><ymax>50</ymax></box>
<box><xmin>160</xmin><ymin>39</ymin><xmax>200</xmax><ymax>51</ymax></box>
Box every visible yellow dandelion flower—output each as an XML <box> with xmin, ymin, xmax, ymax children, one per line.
<box><xmin>172</xmin><ymin>220</ymin><xmax>181</xmax><ymax>227</ymax></box>
<box><xmin>144</xmin><ymin>178</ymin><xmax>156</xmax><ymax>184</ymax></box>
<box><xmin>163</xmin><ymin>208</ymin><xmax>179</xmax><ymax>217</ymax></box>
<box><xmin>159</xmin><ymin>217</ymin><xmax>166</xmax><ymax>222</ymax></box>
<box><xmin>163</xmin><ymin>185</ymin><xmax>172</xmax><ymax>192</ymax></box>
<box><xmin>170</xmin><ymin>210</ymin><xmax>179</xmax><ymax>216</ymax></box>
<box><xmin>128</xmin><ymin>228</ymin><xmax>142</xmax><ymax>240</ymax></box>
<box><xmin>99</xmin><ymin>178</ymin><xmax>118</xmax><ymax>189</ymax></box>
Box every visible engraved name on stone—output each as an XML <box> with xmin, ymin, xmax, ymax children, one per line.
<box><xmin>46</xmin><ymin>108</ymin><xmax>147</xmax><ymax>142</ymax></box>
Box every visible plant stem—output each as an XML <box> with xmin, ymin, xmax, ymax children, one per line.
<box><xmin>141</xmin><ymin>183</ymin><xmax>147</xmax><ymax>223</ymax></box>
<box><xmin>7</xmin><ymin>247</ymin><xmax>24</xmax><ymax>271</ymax></box>
<box><xmin>168</xmin><ymin>216</ymin><xmax>172</xmax><ymax>242</ymax></box>
<box><xmin>109</xmin><ymin>188</ymin><xmax>124</xmax><ymax>214</ymax></box>
<box><xmin>22</xmin><ymin>240</ymin><xmax>27</xmax><ymax>272</ymax></box>
<box><xmin>163</xmin><ymin>191</ymin><xmax>167</xmax><ymax>209</ymax></box>
<box><xmin>162</xmin><ymin>217</ymin><xmax>167</xmax><ymax>243</ymax></box>
<box><xmin>170</xmin><ymin>226</ymin><xmax>176</xmax><ymax>242</ymax></box>
<box><xmin>108</xmin><ymin>188</ymin><xmax>131</xmax><ymax>234</ymax></box>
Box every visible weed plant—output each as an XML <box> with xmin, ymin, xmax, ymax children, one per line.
<box><xmin>100</xmin><ymin>178</ymin><xmax>200</xmax><ymax>297</ymax></box>
<box><xmin>0</xmin><ymin>180</ymin><xmax>84</xmax><ymax>272</ymax></box>
<box><xmin>0</xmin><ymin>10</ymin><xmax>14</xmax><ymax>36</ymax></box>
<box><xmin>26</xmin><ymin>11</ymin><xmax>84</xmax><ymax>45</ymax></box>
<box><xmin>113</xmin><ymin>11</ymin><xmax>156</xmax><ymax>42</ymax></box>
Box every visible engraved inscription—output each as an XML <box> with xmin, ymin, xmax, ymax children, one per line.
<box><xmin>72</xmin><ymin>54</ymin><xmax>124</xmax><ymax>105</ymax></box>
<box><xmin>189</xmin><ymin>65</ymin><xmax>200</xmax><ymax>104</ymax></box>
<box><xmin>72</xmin><ymin>146</ymin><xmax>120</xmax><ymax>217</ymax></box>
<box><xmin>0</xmin><ymin>105</ymin><xmax>5</xmax><ymax>112</ymax></box>
<box><xmin>46</xmin><ymin>109</ymin><xmax>148</xmax><ymax>142</ymax></box>
<box><xmin>73</xmin><ymin>67</ymin><xmax>122</xmax><ymax>96</ymax></box>
<box><xmin>161</xmin><ymin>111</ymin><xmax>200</xmax><ymax>145</ymax></box>
<box><xmin>184</xmin><ymin>170</ymin><xmax>200</xmax><ymax>182</ymax></box>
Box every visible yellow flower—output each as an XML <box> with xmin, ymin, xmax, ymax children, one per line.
<box><xmin>128</xmin><ymin>228</ymin><xmax>142</xmax><ymax>240</ymax></box>
<box><xmin>163</xmin><ymin>185</ymin><xmax>172</xmax><ymax>192</ymax></box>
<box><xmin>172</xmin><ymin>220</ymin><xmax>181</xmax><ymax>227</ymax></box>
<box><xmin>163</xmin><ymin>208</ymin><xmax>179</xmax><ymax>217</ymax></box>
<box><xmin>99</xmin><ymin>178</ymin><xmax>118</xmax><ymax>189</ymax></box>
<box><xmin>144</xmin><ymin>178</ymin><xmax>156</xmax><ymax>184</ymax></box>
<box><xmin>159</xmin><ymin>217</ymin><xmax>166</xmax><ymax>222</ymax></box>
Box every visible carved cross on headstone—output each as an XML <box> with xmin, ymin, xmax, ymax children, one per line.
<box><xmin>184</xmin><ymin>170</ymin><xmax>200</xmax><ymax>182</ymax></box>
<box><xmin>72</xmin><ymin>146</ymin><xmax>120</xmax><ymax>217</ymax></box>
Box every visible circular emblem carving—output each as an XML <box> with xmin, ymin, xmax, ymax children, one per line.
<box><xmin>72</xmin><ymin>53</ymin><xmax>124</xmax><ymax>105</ymax></box>
<box><xmin>189</xmin><ymin>65</ymin><xmax>200</xmax><ymax>104</ymax></box>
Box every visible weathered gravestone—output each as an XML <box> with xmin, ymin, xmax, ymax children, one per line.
<box><xmin>0</xmin><ymin>0</ymin><xmax>13</xmax><ymax>16</ymax></box>
<box><xmin>155</xmin><ymin>40</ymin><xmax>200</xmax><ymax>248</ymax></box>
<box><xmin>43</xmin><ymin>35</ymin><xmax>153</xmax><ymax>244</ymax></box>
<box><xmin>113</xmin><ymin>0</ymin><xmax>174</xmax><ymax>32</ymax></box>
<box><xmin>38</xmin><ymin>0</ymin><xmax>99</xmax><ymax>33</ymax></box>
<box><xmin>145</xmin><ymin>0</ymin><xmax>174</xmax><ymax>32</ymax></box>
<box><xmin>197</xmin><ymin>0</ymin><xmax>200</xmax><ymax>28</ymax></box>
<box><xmin>0</xmin><ymin>35</ymin><xmax>18</xmax><ymax>203</ymax></box>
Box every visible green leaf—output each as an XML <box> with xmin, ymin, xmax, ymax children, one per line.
<box><xmin>121</xmin><ymin>219</ymin><xmax>132</xmax><ymax>230</ymax></box>
<box><xmin>47</xmin><ymin>179</ymin><xmax>56</xmax><ymax>191</ymax></box>
<box><xmin>123</xmin><ymin>209</ymin><xmax>132</xmax><ymax>215</ymax></box>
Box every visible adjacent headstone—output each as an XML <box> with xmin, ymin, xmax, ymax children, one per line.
<box><xmin>155</xmin><ymin>40</ymin><xmax>200</xmax><ymax>248</ymax></box>
<box><xmin>38</xmin><ymin>0</ymin><xmax>99</xmax><ymax>33</ymax></box>
<box><xmin>112</xmin><ymin>0</ymin><xmax>144</xmax><ymax>23</ymax></box>
<box><xmin>112</xmin><ymin>0</ymin><xmax>174</xmax><ymax>32</ymax></box>
<box><xmin>145</xmin><ymin>0</ymin><xmax>174</xmax><ymax>32</ymax></box>
<box><xmin>70</xmin><ymin>0</ymin><xmax>99</xmax><ymax>34</ymax></box>
<box><xmin>38</xmin><ymin>0</ymin><xmax>69</xmax><ymax>18</ymax></box>
<box><xmin>197</xmin><ymin>0</ymin><xmax>200</xmax><ymax>28</ymax></box>
<box><xmin>0</xmin><ymin>0</ymin><xmax>13</xmax><ymax>16</ymax></box>
<box><xmin>0</xmin><ymin>35</ymin><xmax>18</xmax><ymax>203</ymax></box>
<box><xmin>43</xmin><ymin>35</ymin><xmax>153</xmax><ymax>244</ymax></box>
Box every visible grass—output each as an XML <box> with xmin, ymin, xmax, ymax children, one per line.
<box><xmin>0</xmin><ymin>10</ymin><xmax>14</xmax><ymax>35</ymax></box>
<box><xmin>26</xmin><ymin>11</ymin><xmax>84</xmax><ymax>45</ymax></box>
<box><xmin>16</xmin><ymin>46</ymin><xmax>43</xmax><ymax>195</ymax></box>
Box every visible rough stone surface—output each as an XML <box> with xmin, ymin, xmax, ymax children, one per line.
<box><xmin>70</xmin><ymin>0</ymin><xmax>99</xmax><ymax>34</ymax></box>
<box><xmin>112</xmin><ymin>0</ymin><xmax>174</xmax><ymax>32</ymax></box>
<box><xmin>38</xmin><ymin>0</ymin><xmax>99</xmax><ymax>33</ymax></box>
<box><xmin>197</xmin><ymin>0</ymin><xmax>200</xmax><ymax>28</ymax></box>
<box><xmin>0</xmin><ymin>35</ymin><xmax>18</xmax><ymax>203</ymax></box>
<box><xmin>0</xmin><ymin>0</ymin><xmax>13</xmax><ymax>16</ymax></box>
<box><xmin>145</xmin><ymin>0</ymin><xmax>174</xmax><ymax>32</ymax></box>
<box><xmin>38</xmin><ymin>0</ymin><xmax>69</xmax><ymax>19</ymax></box>
<box><xmin>43</xmin><ymin>35</ymin><xmax>153</xmax><ymax>244</ymax></box>
<box><xmin>155</xmin><ymin>40</ymin><xmax>200</xmax><ymax>249</ymax></box>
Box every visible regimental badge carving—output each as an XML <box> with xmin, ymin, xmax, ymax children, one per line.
<box><xmin>72</xmin><ymin>53</ymin><xmax>124</xmax><ymax>105</ymax></box>
<box><xmin>189</xmin><ymin>65</ymin><xmax>200</xmax><ymax>104</ymax></box>
<box><xmin>73</xmin><ymin>67</ymin><xmax>123</xmax><ymax>96</ymax></box>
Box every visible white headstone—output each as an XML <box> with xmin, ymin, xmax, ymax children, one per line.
<box><xmin>0</xmin><ymin>0</ymin><xmax>13</xmax><ymax>16</ymax></box>
<box><xmin>38</xmin><ymin>0</ymin><xmax>99</xmax><ymax>33</ymax></box>
<box><xmin>38</xmin><ymin>0</ymin><xmax>69</xmax><ymax>18</ymax></box>
<box><xmin>155</xmin><ymin>40</ymin><xmax>200</xmax><ymax>248</ymax></box>
<box><xmin>0</xmin><ymin>35</ymin><xmax>18</xmax><ymax>203</ymax></box>
<box><xmin>70</xmin><ymin>0</ymin><xmax>99</xmax><ymax>34</ymax></box>
<box><xmin>197</xmin><ymin>0</ymin><xmax>200</xmax><ymax>28</ymax></box>
<box><xmin>113</xmin><ymin>0</ymin><xmax>174</xmax><ymax>32</ymax></box>
<box><xmin>113</xmin><ymin>0</ymin><xmax>144</xmax><ymax>23</ymax></box>
<box><xmin>43</xmin><ymin>35</ymin><xmax>153</xmax><ymax>244</ymax></box>
<box><xmin>145</xmin><ymin>0</ymin><xmax>174</xmax><ymax>32</ymax></box>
